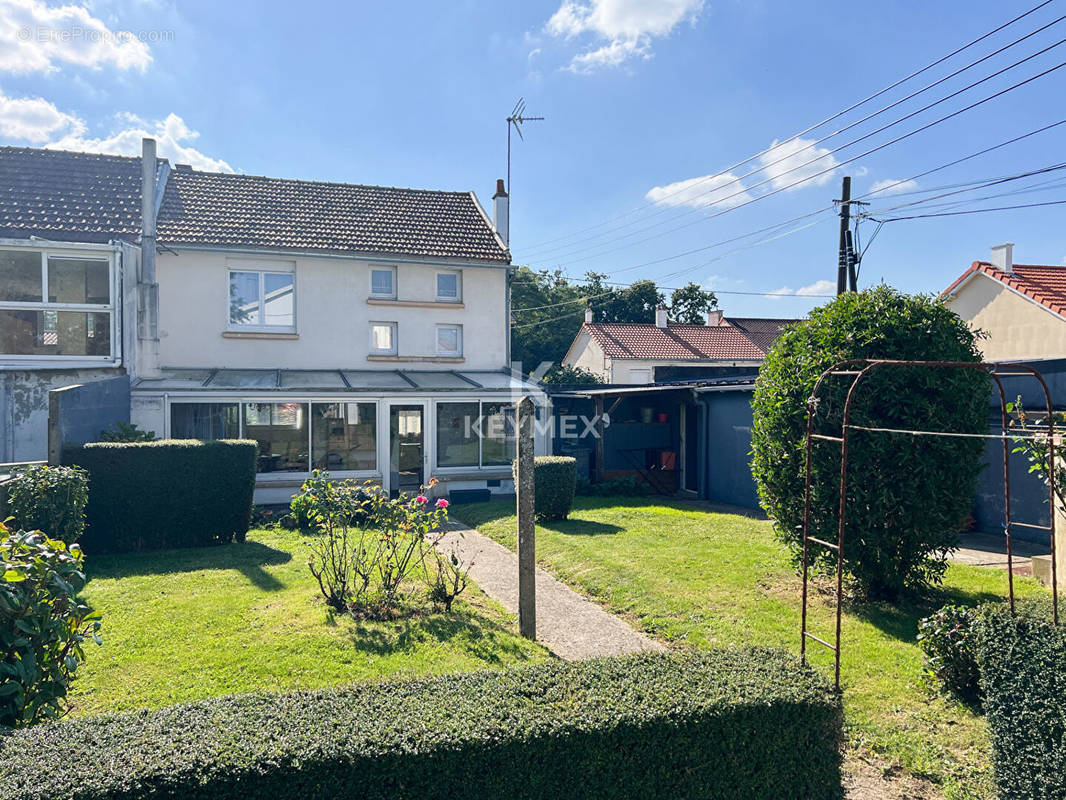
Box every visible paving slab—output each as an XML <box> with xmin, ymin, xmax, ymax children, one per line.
<box><xmin>438</xmin><ymin>522</ymin><xmax>663</xmax><ymax>660</ymax></box>
<box><xmin>948</xmin><ymin>532</ymin><xmax>1046</xmax><ymax>573</ymax></box>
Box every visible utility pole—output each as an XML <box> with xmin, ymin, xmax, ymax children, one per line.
<box><xmin>836</xmin><ymin>176</ymin><xmax>851</xmax><ymax>296</ymax></box>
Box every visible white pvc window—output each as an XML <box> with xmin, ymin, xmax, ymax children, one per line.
<box><xmin>370</xmin><ymin>266</ymin><xmax>396</xmax><ymax>299</ymax></box>
<box><xmin>0</xmin><ymin>249</ymin><xmax>115</xmax><ymax>361</ymax></box>
<box><xmin>370</xmin><ymin>321</ymin><xmax>397</xmax><ymax>355</ymax></box>
<box><xmin>228</xmin><ymin>269</ymin><xmax>295</xmax><ymax>330</ymax></box>
<box><xmin>436</xmin><ymin>270</ymin><xmax>461</xmax><ymax>302</ymax></box>
<box><xmin>436</xmin><ymin>324</ymin><xmax>462</xmax><ymax>357</ymax></box>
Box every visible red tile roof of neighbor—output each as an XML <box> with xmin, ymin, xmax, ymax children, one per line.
<box><xmin>582</xmin><ymin>318</ymin><xmax>795</xmax><ymax>360</ymax></box>
<box><xmin>943</xmin><ymin>261</ymin><xmax>1066</xmax><ymax>316</ymax></box>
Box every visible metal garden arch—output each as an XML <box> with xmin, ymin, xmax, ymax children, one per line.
<box><xmin>800</xmin><ymin>359</ymin><xmax>1060</xmax><ymax>690</ymax></box>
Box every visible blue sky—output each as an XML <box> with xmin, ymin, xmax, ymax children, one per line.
<box><xmin>2</xmin><ymin>0</ymin><xmax>1065</xmax><ymax>318</ymax></box>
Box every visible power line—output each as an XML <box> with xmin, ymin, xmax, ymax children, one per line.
<box><xmin>517</xmin><ymin>0</ymin><xmax>1058</xmax><ymax>253</ymax></box>
<box><xmin>569</xmin><ymin>119</ymin><xmax>1066</xmax><ymax>280</ymax></box>
<box><xmin>524</xmin><ymin>14</ymin><xmax>1066</xmax><ymax>260</ymax></box>
<box><xmin>871</xmin><ymin>198</ymin><xmax>1066</xmax><ymax>222</ymax></box>
<box><xmin>533</xmin><ymin>45</ymin><xmax>1066</xmax><ymax>268</ymax></box>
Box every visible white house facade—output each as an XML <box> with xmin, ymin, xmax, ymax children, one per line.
<box><xmin>0</xmin><ymin>142</ymin><xmax>546</xmax><ymax>501</ymax></box>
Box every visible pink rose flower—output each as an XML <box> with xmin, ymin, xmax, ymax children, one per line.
<box><xmin>415</xmin><ymin>495</ymin><xmax>428</xmax><ymax>504</ymax></box>
<box><xmin>436</xmin><ymin>498</ymin><xmax>450</xmax><ymax>508</ymax></box>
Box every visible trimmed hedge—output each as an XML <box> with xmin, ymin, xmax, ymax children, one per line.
<box><xmin>975</xmin><ymin>601</ymin><xmax>1066</xmax><ymax>800</ymax></box>
<box><xmin>0</xmin><ymin>648</ymin><xmax>843</xmax><ymax>800</ymax></box>
<box><xmin>61</xmin><ymin>440</ymin><xmax>257</xmax><ymax>554</ymax></box>
<box><xmin>515</xmin><ymin>455</ymin><xmax>576</xmax><ymax>521</ymax></box>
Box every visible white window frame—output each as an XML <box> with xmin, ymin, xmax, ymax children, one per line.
<box><xmin>435</xmin><ymin>324</ymin><xmax>463</xmax><ymax>357</ymax></box>
<box><xmin>434</xmin><ymin>399</ymin><xmax>515</xmax><ymax>471</ymax></box>
<box><xmin>0</xmin><ymin>245</ymin><xmax>119</xmax><ymax>366</ymax></box>
<box><xmin>166</xmin><ymin>398</ymin><xmax>381</xmax><ymax>480</ymax></box>
<box><xmin>369</xmin><ymin>265</ymin><xmax>397</xmax><ymax>299</ymax></box>
<box><xmin>435</xmin><ymin>270</ymin><xmax>462</xmax><ymax>302</ymax></box>
<box><xmin>369</xmin><ymin>321</ymin><xmax>398</xmax><ymax>355</ymax></box>
<box><xmin>226</xmin><ymin>265</ymin><xmax>296</xmax><ymax>332</ymax></box>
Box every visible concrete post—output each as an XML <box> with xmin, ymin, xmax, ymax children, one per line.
<box><xmin>516</xmin><ymin>397</ymin><xmax>536</xmax><ymax>640</ymax></box>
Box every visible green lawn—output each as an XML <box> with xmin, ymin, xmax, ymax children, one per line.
<box><xmin>455</xmin><ymin>496</ymin><xmax>1047</xmax><ymax>800</ymax></box>
<box><xmin>69</xmin><ymin>528</ymin><xmax>548</xmax><ymax>718</ymax></box>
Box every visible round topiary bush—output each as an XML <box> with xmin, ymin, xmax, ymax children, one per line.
<box><xmin>751</xmin><ymin>286</ymin><xmax>990</xmax><ymax>600</ymax></box>
<box><xmin>515</xmin><ymin>456</ymin><xmax>577</xmax><ymax>521</ymax></box>
<box><xmin>6</xmin><ymin>464</ymin><xmax>88</xmax><ymax>544</ymax></box>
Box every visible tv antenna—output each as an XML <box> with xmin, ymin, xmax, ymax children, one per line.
<box><xmin>506</xmin><ymin>98</ymin><xmax>544</xmax><ymax>193</ymax></box>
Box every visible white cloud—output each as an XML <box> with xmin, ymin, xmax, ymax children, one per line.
<box><xmin>870</xmin><ymin>178</ymin><xmax>918</xmax><ymax>196</ymax></box>
<box><xmin>645</xmin><ymin>172</ymin><xmax>753</xmax><ymax>209</ymax></box>
<box><xmin>0</xmin><ymin>0</ymin><xmax>152</xmax><ymax>74</ymax></box>
<box><xmin>47</xmin><ymin>111</ymin><xmax>233</xmax><ymax>172</ymax></box>
<box><xmin>768</xmin><ymin>279</ymin><xmax>836</xmax><ymax>298</ymax></box>
<box><xmin>0</xmin><ymin>88</ymin><xmax>84</xmax><ymax>142</ymax></box>
<box><xmin>545</xmin><ymin>0</ymin><xmax>703</xmax><ymax>73</ymax></box>
<box><xmin>758</xmin><ymin>136</ymin><xmax>839</xmax><ymax>191</ymax></box>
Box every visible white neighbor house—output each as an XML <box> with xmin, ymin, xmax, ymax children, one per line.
<box><xmin>0</xmin><ymin>140</ymin><xmax>547</xmax><ymax>502</ymax></box>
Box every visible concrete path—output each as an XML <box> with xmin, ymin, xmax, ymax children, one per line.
<box><xmin>948</xmin><ymin>532</ymin><xmax>1046</xmax><ymax>572</ymax></box>
<box><xmin>438</xmin><ymin>523</ymin><xmax>663</xmax><ymax>660</ymax></box>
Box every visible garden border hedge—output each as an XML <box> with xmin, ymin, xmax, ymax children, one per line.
<box><xmin>975</xmin><ymin>601</ymin><xmax>1066</xmax><ymax>799</ymax></box>
<box><xmin>0</xmin><ymin>648</ymin><xmax>843</xmax><ymax>800</ymax></box>
<box><xmin>61</xmin><ymin>439</ymin><xmax>257</xmax><ymax>553</ymax></box>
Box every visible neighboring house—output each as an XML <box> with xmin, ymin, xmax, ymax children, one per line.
<box><xmin>0</xmin><ymin>141</ymin><xmax>546</xmax><ymax>502</ymax></box>
<box><xmin>942</xmin><ymin>243</ymin><xmax>1066</xmax><ymax>361</ymax></box>
<box><xmin>0</xmin><ymin>148</ymin><xmax>144</xmax><ymax>462</ymax></box>
<box><xmin>562</xmin><ymin>305</ymin><xmax>795</xmax><ymax>384</ymax></box>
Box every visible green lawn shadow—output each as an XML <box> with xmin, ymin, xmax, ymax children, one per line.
<box><xmin>86</xmin><ymin>540</ymin><xmax>292</xmax><ymax>592</ymax></box>
<box><xmin>849</xmin><ymin>583</ymin><xmax>1005</xmax><ymax>643</ymax></box>
<box><xmin>344</xmin><ymin>608</ymin><xmax>544</xmax><ymax>665</ymax></box>
<box><xmin>541</xmin><ymin>518</ymin><xmax>623</xmax><ymax>536</ymax></box>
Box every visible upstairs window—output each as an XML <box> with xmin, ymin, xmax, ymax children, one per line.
<box><xmin>436</xmin><ymin>324</ymin><xmax>462</xmax><ymax>357</ymax></box>
<box><xmin>228</xmin><ymin>268</ymin><xmax>295</xmax><ymax>330</ymax></box>
<box><xmin>0</xmin><ymin>249</ymin><xmax>114</xmax><ymax>360</ymax></box>
<box><xmin>370</xmin><ymin>266</ymin><xmax>396</xmax><ymax>299</ymax></box>
<box><xmin>436</xmin><ymin>270</ymin><xmax>461</xmax><ymax>302</ymax></box>
<box><xmin>370</xmin><ymin>321</ymin><xmax>397</xmax><ymax>355</ymax></box>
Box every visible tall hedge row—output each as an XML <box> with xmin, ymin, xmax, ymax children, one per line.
<box><xmin>61</xmin><ymin>440</ymin><xmax>257</xmax><ymax>553</ymax></box>
<box><xmin>0</xmin><ymin>649</ymin><xmax>844</xmax><ymax>800</ymax></box>
<box><xmin>975</xmin><ymin>601</ymin><xmax>1066</xmax><ymax>800</ymax></box>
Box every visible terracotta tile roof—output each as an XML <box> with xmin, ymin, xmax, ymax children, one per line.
<box><xmin>0</xmin><ymin>146</ymin><xmax>143</xmax><ymax>243</ymax></box>
<box><xmin>943</xmin><ymin>261</ymin><xmax>1066</xmax><ymax>316</ymax></box>
<box><xmin>157</xmin><ymin>168</ymin><xmax>509</xmax><ymax>263</ymax></box>
<box><xmin>0</xmin><ymin>146</ymin><xmax>509</xmax><ymax>263</ymax></box>
<box><xmin>583</xmin><ymin>317</ymin><xmax>795</xmax><ymax>360</ymax></box>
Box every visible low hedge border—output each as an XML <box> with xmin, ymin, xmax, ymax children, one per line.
<box><xmin>0</xmin><ymin>648</ymin><xmax>843</xmax><ymax>800</ymax></box>
<box><xmin>975</xmin><ymin>600</ymin><xmax>1066</xmax><ymax>800</ymax></box>
<box><xmin>61</xmin><ymin>440</ymin><xmax>257</xmax><ymax>553</ymax></box>
<box><xmin>515</xmin><ymin>455</ymin><xmax>577</xmax><ymax>520</ymax></box>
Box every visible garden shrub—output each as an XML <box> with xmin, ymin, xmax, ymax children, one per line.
<box><xmin>304</xmin><ymin>476</ymin><xmax>458</xmax><ymax>618</ymax></box>
<box><xmin>917</xmin><ymin>604</ymin><xmax>980</xmax><ymax>702</ymax></box>
<box><xmin>974</xmin><ymin>600</ymin><xmax>1066</xmax><ymax>800</ymax></box>
<box><xmin>0</xmin><ymin>648</ymin><xmax>843</xmax><ymax>800</ymax></box>
<box><xmin>750</xmin><ymin>286</ymin><xmax>990</xmax><ymax>600</ymax></box>
<box><xmin>62</xmin><ymin>440</ymin><xmax>257</xmax><ymax>553</ymax></box>
<box><xmin>0</xmin><ymin>524</ymin><xmax>101</xmax><ymax>728</ymax></box>
<box><xmin>516</xmin><ymin>456</ymin><xmax>576</xmax><ymax>520</ymax></box>
<box><xmin>5</xmin><ymin>465</ymin><xmax>88</xmax><ymax>544</ymax></box>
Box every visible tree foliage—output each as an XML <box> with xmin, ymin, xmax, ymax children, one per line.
<box><xmin>510</xmin><ymin>267</ymin><xmax>676</xmax><ymax>373</ymax></box>
<box><xmin>669</xmin><ymin>282</ymin><xmax>718</xmax><ymax>324</ymax></box>
<box><xmin>750</xmin><ymin>286</ymin><xmax>990</xmax><ymax>600</ymax></box>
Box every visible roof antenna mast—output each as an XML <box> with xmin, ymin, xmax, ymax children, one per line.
<box><xmin>506</xmin><ymin>98</ymin><xmax>544</xmax><ymax>194</ymax></box>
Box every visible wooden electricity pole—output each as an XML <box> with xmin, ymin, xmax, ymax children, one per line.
<box><xmin>836</xmin><ymin>175</ymin><xmax>851</xmax><ymax>296</ymax></box>
<box><xmin>515</xmin><ymin>397</ymin><xmax>536</xmax><ymax>639</ymax></box>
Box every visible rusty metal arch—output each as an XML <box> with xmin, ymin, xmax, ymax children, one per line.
<box><xmin>800</xmin><ymin>359</ymin><xmax>1060</xmax><ymax>690</ymax></box>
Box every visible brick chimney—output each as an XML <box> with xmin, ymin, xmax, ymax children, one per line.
<box><xmin>707</xmin><ymin>309</ymin><xmax>724</xmax><ymax>326</ymax></box>
<box><xmin>655</xmin><ymin>304</ymin><xmax>668</xmax><ymax>328</ymax></box>
<box><xmin>585</xmin><ymin>306</ymin><xmax>593</xmax><ymax>323</ymax></box>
